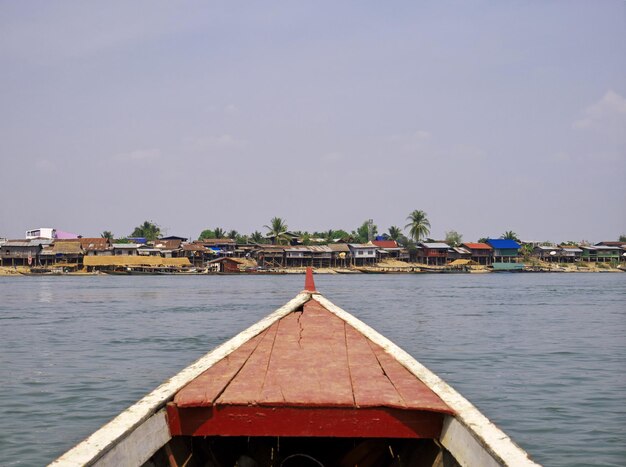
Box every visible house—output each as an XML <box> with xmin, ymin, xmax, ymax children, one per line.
<box><xmin>198</xmin><ymin>239</ymin><xmax>237</xmax><ymax>256</ymax></box>
<box><xmin>532</xmin><ymin>245</ymin><xmax>561</xmax><ymax>262</ymax></box>
<box><xmin>207</xmin><ymin>257</ymin><xmax>254</xmax><ymax>273</ymax></box>
<box><xmin>78</xmin><ymin>238</ymin><xmax>112</xmax><ymax>256</ymax></box>
<box><xmin>581</xmin><ymin>245</ymin><xmax>622</xmax><ymax>263</ymax></box>
<box><xmin>327</xmin><ymin>243</ymin><xmax>351</xmax><ymax>267</ymax></box>
<box><xmin>154</xmin><ymin>239</ymin><xmax>183</xmax><ymax>258</ymax></box>
<box><xmin>181</xmin><ymin>242</ymin><xmax>210</xmax><ymax>267</ymax></box>
<box><xmin>112</xmin><ymin>243</ymin><xmax>140</xmax><ymax>256</ymax></box>
<box><xmin>447</xmin><ymin>246</ymin><xmax>472</xmax><ymax>262</ymax></box>
<box><xmin>348</xmin><ymin>243</ymin><xmax>378</xmax><ymax>266</ymax></box>
<box><xmin>372</xmin><ymin>240</ymin><xmax>408</xmax><ymax>260</ymax></box>
<box><xmin>558</xmin><ymin>246</ymin><xmax>582</xmax><ymax>263</ymax></box>
<box><xmin>255</xmin><ymin>245</ymin><xmax>286</xmax><ymax>268</ymax></box>
<box><xmin>486</xmin><ymin>239</ymin><xmax>520</xmax><ymax>263</ymax></box>
<box><xmin>46</xmin><ymin>240</ymin><xmax>83</xmax><ymax>265</ymax></box>
<box><xmin>417</xmin><ymin>242</ymin><xmax>450</xmax><ymax>265</ymax></box>
<box><xmin>460</xmin><ymin>243</ymin><xmax>493</xmax><ymax>265</ymax></box>
<box><xmin>0</xmin><ymin>240</ymin><xmax>42</xmax><ymax>266</ymax></box>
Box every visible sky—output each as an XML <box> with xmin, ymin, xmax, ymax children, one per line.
<box><xmin>1</xmin><ymin>1</ymin><xmax>625</xmax><ymax>243</ymax></box>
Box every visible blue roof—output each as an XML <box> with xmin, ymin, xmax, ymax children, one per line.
<box><xmin>487</xmin><ymin>239</ymin><xmax>520</xmax><ymax>249</ymax></box>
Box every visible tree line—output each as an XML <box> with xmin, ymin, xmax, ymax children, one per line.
<box><xmin>101</xmin><ymin>215</ymin><xmax>626</xmax><ymax>247</ymax></box>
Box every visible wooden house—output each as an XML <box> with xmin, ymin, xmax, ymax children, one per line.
<box><xmin>532</xmin><ymin>245</ymin><xmax>561</xmax><ymax>262</ymax></box>
<box><xmin>558</xmin><ymin>246</ymin><xmax>582</xmax><ymax>263</ymax></box>
<box><xmin>112</xmin><ymin>243</ymin><xmax>140</xmax><ymax>256</ymax></box>
<box><xmin>372</xmin><ymin>240</ymin><xmax>407</xmax><ymax>260</ymax></box>
<box><xmin>327</xmin><ymin>243</ymin><xmax>350</xmax><ymax>267</ymax></box>
<box><xmin>486</xmin><ymin>239</ymin><xmax>520</xmax><ymax>263</ymax></box>
<box><xmin>198</xmin><ymin>239</ymin><xmax>237</xmax><ymax>257</ymax></box>
<box><xmin>78</xmin><ymin>238</ymin><xmax>112</xmax><ymax>256</ymax></box>
<box><xmin>581</xmin><ymin>245</ymin><xmax>621</xmax><ymax>262</ymax></box>
<box><xmin>417</xmin><ymin>242</ymin><xmax>450</xmax><ymax>265</ymax></box>
<box><xmin>255</xmin><ymin>245</ymin><xmax>285</xmax><ymax>268</ymax></box>
<box><xmin>460</xmin><ymin>243</ymin><xmax>493</xmax><ymax>265</ymax></box>
<box><xmin>447</xmin><ymin>246</ymin><xmax>472</xmax><ymax>262</ymax></box>
<box><xmin>207</xmin><ymin>257</ymin><xmax>253</xmax><ymax>273</ymax></box>
<box><xmin>0</xmin><ymin>240</ymin><xmax>42</xmax><ymax>266</ymax></box>
<box><xmin>348</xmin><ymin>244</ymin><xmax>378</xmax><ymax>266</ymax></box>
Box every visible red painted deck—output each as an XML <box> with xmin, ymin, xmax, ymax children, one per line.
<box><xmin>168</xmin><ymin>289</ymin><xmax>453</xmax><ymax>438</ymax></box>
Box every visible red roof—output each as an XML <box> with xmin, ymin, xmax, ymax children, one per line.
<box><xmin>462</xmin><ymin>242</ymin><xmax>492</xmax><ymax>250</ymax></box>
<box><xmin>372</xmin><ymin>240</ymin><xmax>399</xmax><ymax>249</ymax></box>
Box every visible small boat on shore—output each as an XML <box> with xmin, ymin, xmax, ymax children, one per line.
<box><xmin>52</xmin><ymin>269</ymin><xmax>538</xmax><ymax>467</ymax></box>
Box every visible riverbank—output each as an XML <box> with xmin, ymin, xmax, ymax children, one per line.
<box><xmin>1</xmin><ymin>261</ymin><xmax>623</xmax><ymax>276</ymax></box>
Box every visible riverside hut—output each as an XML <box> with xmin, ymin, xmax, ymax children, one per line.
<box><xmin>417</xmin><ymin>242</ymin><xmax>450</xmax><ymax>266</ymax></box>
<box><xmin>0</xmin><ymin>240</ymin><xmax>42</xmax><ymax>267</ymax></box>
<box><xmin>460</xmin><ymin>243</ymin><xmax>493</xmax><ymax>265</ymax></box>
<box><xmin>486</xmin><ymin>239</ymin><xmax>520</xmax><ymax>263</ymax></box>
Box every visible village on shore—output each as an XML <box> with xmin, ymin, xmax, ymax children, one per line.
<box><xmin>1</xmin><ymin>219</ymin><xmax>625</xmax><ymax>275</ymax></box>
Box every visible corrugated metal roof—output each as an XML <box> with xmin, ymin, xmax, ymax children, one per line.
<box><xmin>486</xmin><ymin>239</ymin><xmax>520</xmax><ymax>249</ymax></box>
<box><xmin>372</xmin><ymin>240</ymin><xmax>399</xmax><ymax>249</ymax></box>
<box><xmin>306</xmin><ymin>245</ymin><xmax>333</xmax><ymax>253</ymax></box>
<box><xmin>421</xmin><ymin>242</ymin><xmax>450</xmax><ymax>249</ymax></box>
<box><xmin>348</xmin><ymin>244</ymin><xmax>377</xmax><ymax>249</ymax></box>
<box><xmin>561</xmin><ymin>248</ymin><xmax>583</xmax><ymax>253</ymax></box>
<box><xmin>326</xmin><ymin>244</ymin><xmax>350</xmax><ymax>252</ymax></box>
<box><xmin>112</xmin><ymin>243</ymin><xmax>140</xmax><ymax>249</ymax></box>
<box><xmin>3</xmin><ymin>241</ymin><xmax>37</xmax><ymax>247</ymax></box>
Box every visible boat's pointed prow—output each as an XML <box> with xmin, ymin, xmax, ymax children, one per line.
<box><xmin>304</xmin><ymin>267</ymin><xmax>317</xmax><ymax>293</ymax></box>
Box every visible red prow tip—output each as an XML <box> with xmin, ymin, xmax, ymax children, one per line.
<box><xmin>304</xmin><ymin>267</ymin><xmax>317</xmax><ymax>292</ymax></box>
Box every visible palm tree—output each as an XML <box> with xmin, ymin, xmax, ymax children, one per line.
<box><xmin>264</xmin><ymin>217</ymin><xmax>288</xmax><ymax>244</ymax></box>
<box><xmin>405</xmin><ymin>210</ymin><xmax>430</xmax><ymax>243</ymax></box>
<box><xmin>250</xmin><ymin>231</ymin><xmax>264</xmax><ymax>243</ymax></box>
<box><xmin>227</xmin><ymin>230</ymin><xmax>238</xmax><ymax>240</ymax></box>
<box><xmin>101</xmin><ymin>231</ymin><xmax>113</xmax><ymax>241</ymax></box>
<box><xmin>213</xmin><ymin>227</ymin><xmax>226</xmax><ymax>239</ymax></box>
<box><xmin>387</xmin><ymin>226</ymin><xmax>402</xmax><ymax>242</ymax></box>
<box><xmin>501</xmin><ymin>231</ymin><xmax>520</xmax><ymax>242</ymax></box>
<box><xmin>130</xmin><ymin>221</ymin><xmax>161</xmax><ymax>241</ymax></box>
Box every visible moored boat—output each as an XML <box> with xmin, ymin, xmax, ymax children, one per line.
<box><xmin>51</xmin><ymin>269</ymin><xmax>539</xmax><ymax>467</ymax></box>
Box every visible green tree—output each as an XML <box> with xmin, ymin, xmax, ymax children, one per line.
<box><xmin>250</xmin><ymin>231</ymin><xmax>264</xmax><ymax>243</ymax></box>
<box><xmin>354</xmin><ymin>220</ymin><xmax>377</xmax><ymax>243</ymax></box>
<box><xmin>264</xmin><ymin>217</ymin><xmax>289</xmax><ymax>244</ymax></box>
<box><xmin>227</xmin><ymin>230</ymin><xmax>238</xmax><ymax>240</ymax></box>
<box><xmin>213</xmin><ymin>227</ymin><xmax>226</xmax><ymax>239</ymax></box>
<box><xmin>130</xmin><ymin>221</ymin><xmax>161</xmax><ymax>241</ymax></box>
<box><xmin>388</xmin><ymin>226</ymin><xmax>402</xmax><ymax>242</ymax></box>
<box><xmin>444</xmin><ymin>230</ymin><xmax>463</xmax><ymax>247</ymax></box>
<box><xmin>101</xmin><ymin>231</ymin><xmax>113</xmax><ymax>241</ymax></box>
<box><xmin>619</xmin><ymin>234</ymin><xmax>626</xmax><ymax>242</ymax></box>
<box><xmin>501</xmin><ymin>231</ymin><xmax>520</xmax><ymax>242</ymax></box>
<box><xmin>478</xmin><ymin>237</ymin><xmax>489</xmax><ymax>244</ymax></box>
<box><xmin>405</xmin><ymin>210</ymin><xmax>431</xmax><ymax>243</ymax></box>
<box><xmin>198</xmin><ymin>229</ymin><xmax>215</xmax><ymax>240</ymax></box>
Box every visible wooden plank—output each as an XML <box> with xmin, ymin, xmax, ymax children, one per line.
<box><xmin>167</xmin><ymin>405</ymin><xmax>444</xmax><ymax>439</ymax></box>
<box><xmin>215</xmin><ymin>321</ymin><xmax>280</xmax><ymax>404</ymax></box>
<box><xmin>345</xmin><ymin>324</ymin><xmax>406</xmax><ymax>408</ymax></box>
<box><xmin>174</xmin><ymin>330</ymin><xmax>267</xmax><ymax>407</ymax></box>
<box><xmin>258</xmin><ymin>301</ymin><xmax>354</xmax><ymax>406</ymax></box>
<box><xmin>371</xmin><ymin>344</ymin><xmax>453</xmax><ymax>414</ymax></box>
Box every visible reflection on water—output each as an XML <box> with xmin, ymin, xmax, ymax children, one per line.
<box><xmin>0</xmin><ymin>273</ymin><xmax>624</xmax><ymax>467</ymax></box>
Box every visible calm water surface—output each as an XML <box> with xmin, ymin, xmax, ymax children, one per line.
<box><xmin>0</xmin><ymin>274</ymin><xmax>624</xmax><ymax>466</ymax></box>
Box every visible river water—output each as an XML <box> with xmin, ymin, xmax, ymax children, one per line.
<box><xmin>0</xmin><ymin>273</ymin><xmax>624</xmax><ymax>466</ymax></box>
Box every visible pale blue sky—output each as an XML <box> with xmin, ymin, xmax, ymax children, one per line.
<box><xmin>1</xmin><ymin>1</ymin><xmax>625</xmax><ymax>242</ymax></box>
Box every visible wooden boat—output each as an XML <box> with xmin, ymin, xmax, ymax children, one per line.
<box><xmin>52</xmin><ymin>269</ymin><xmax>539</xmax><ymax>467</ymax></box>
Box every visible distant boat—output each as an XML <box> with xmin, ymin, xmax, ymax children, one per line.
<box><xmin>52</xmin><ymin>268</ymin><xmax>538</xmax><ymax>467</ymax></box>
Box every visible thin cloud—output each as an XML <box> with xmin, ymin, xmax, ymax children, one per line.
<box><xmin>573</xmin><ymin>90</ymin><xmax>626</xmax><ymax>130</ymax></box>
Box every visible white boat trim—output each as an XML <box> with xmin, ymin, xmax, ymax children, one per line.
<box><xmin>313</xmin><ymin>293</ymin><xmax>539</xmax><ymax>467</ymax></box>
